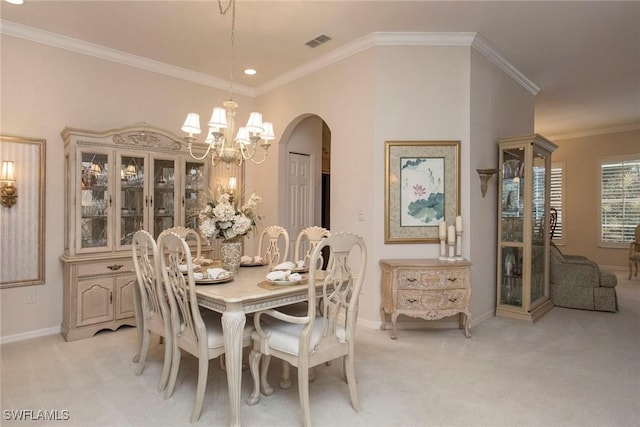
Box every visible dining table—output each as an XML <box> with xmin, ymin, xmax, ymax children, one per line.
<box><xmin>195</xmin><ymin>264</ymin><xmax>321</xmax><ymax>427</ymax></box>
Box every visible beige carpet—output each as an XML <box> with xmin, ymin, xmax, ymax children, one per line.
<box><xmin>2</xmin><ymin>271</ymin><xmax>639</xmax><ymax>426</ymax></box>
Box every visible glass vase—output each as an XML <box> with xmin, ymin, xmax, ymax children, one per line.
<box><xmin>220</xmin><ymin>238</ymin><xmax>242</xmax><ymax>272</ymax></box>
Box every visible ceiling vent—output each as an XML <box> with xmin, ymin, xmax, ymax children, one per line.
<box><xmin>305</xmin><ymin>34</ymin><xmax>332</xmax><ymax>48</ymax></box>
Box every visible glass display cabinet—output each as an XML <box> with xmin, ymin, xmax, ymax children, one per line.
<box><xmin>60</xmin><ymin>124</ymin><xmax>210</xmax><ymax>341</ymax></box>
<box><xmin>496</xmin><ymin>134</ymin><xmax>557</xmax><ymax>321</ymax></box>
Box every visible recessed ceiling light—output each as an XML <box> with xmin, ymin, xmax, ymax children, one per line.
<box><xmin>244</xmin><ymin>69</ymin><xmax>257</xmax><ymax>76</ymax></box>
<box><xmin>5</xmin><ymin>0</ymin><xmax>25</xmax><ymax>4</ymax></box>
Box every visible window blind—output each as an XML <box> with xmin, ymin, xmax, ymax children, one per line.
<box><xmin>550</xmin><ymin>166</ymin><xmax>564</xmax><ymax>240</ymax></box>
<box><xmin>600</xmin><ymin>158</ymin><xmax>640</xmax><ymax>243</ymax></box>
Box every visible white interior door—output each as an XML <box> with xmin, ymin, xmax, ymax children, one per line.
<box><xmin>288</xmin><ymin>152</ymin><xmax>312</xmax><ymax>248</ymax></box>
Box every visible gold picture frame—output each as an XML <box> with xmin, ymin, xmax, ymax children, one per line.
<box><xmin>1</xmin><ymin>135</ymin><xmax>46</xmax><ymax>288</ymax></box>
<box><xmin>385</xmin><ymin>140</ymin><xmax>460</xmax><ymax>243</ymax></box>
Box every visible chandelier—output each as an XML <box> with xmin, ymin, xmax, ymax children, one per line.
<box><xmin>181</xmin><ymin>0</ymin><xmax>274</xmax><ymax>166</ymax></box>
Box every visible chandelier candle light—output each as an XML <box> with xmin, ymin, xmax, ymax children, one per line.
<box><xmin>455</xmin><ymin>215</ymin><xmax>463</xmax><ymax>260</ymax></box>
<box><xmin>181</xmin><ymin>0</ymin><xmax>275</xmax><ymax>166</ymax></box>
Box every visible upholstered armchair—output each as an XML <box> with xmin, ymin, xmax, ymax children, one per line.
<box><xmin>549</xmin><ymin>243</ymin><xmax>618</xmax><ymax>312</ymax></box>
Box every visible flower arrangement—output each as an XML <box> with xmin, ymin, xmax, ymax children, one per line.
<box><xmin>199</xmin><ymin>192</ymin><xmax>262</xmax><ymax>241</ymax></box>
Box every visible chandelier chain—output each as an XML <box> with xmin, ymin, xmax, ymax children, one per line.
<box><xmin>218</xmin><ymin>0</ymin><xmax>236</xmax><ymax>100</ymax></box>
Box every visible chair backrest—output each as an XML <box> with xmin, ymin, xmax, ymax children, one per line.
<box><xmin>257</xmin><ymin>225</ymin><xmax>290</xmax><ymax>266</ymax></box>
<box><xmin>157</xmin><ymin>231</ymin><xmax>205</xmax><ymax>356</ymax></box>
<box><xmin>306</xmin><ymin>232</ymin><xmax>367</xmax><ymax>352</ymax></box>
<box><xmin>160</xmin><ymin>226</ymin><xmax>202</xmax><ymax>259</ymax></box>
<box><xmin>549</xmin><ymin>208</ymin><xmax>558</xmax><ymax>240</ymax></box>
<box><xmin>132</xmin><ymin>230</ymin><xmax>169</xmax><ymax>330</ymax></box>
<box><xmin>294</xmin><ymin>226</ymin><xmax>330</xmax><ymax>269</ymax></box>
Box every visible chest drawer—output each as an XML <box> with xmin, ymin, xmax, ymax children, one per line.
<box><xmin>397</xmin><ymin>289</ymin><xmax>468</xmax><ymax>311</ymax></box>
<box><xmin>77</xmin><ymin>259</ymin><xmax>135</xmax><ymax>277</ymax></box>
<box><xmin>397</xmin><ymin>268</ymin><xmax>468</xmax><ymax>290</ymax></box>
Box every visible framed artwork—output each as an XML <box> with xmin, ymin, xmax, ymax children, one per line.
<box><xmin>385</xmin><ymin>140</ymin><xmax>460</xmax><ymax>243</ymax></box>
<box><xmin>1</xmin><ymin>135</ymin><xmax>46</xmax><ymax>288</ymax></box>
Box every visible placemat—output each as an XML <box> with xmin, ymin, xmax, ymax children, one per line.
<box><xmin>258</xmin><ymin>279</ymin><xmax>307</xmax><ymax>291</ymax></box>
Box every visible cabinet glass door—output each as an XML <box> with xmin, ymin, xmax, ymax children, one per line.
<box><xmin>184</xmin><ymin>161</ymin><xmax>206</xmax><ymax>231</ymax></box>
<box><xmin>117</xmin><ymin>154</ymin><xmax>145</xmax><ymax>248</ymax></box>
<box><xmin>79</xmin><ymin>150</ymin><xmax>111</xmax><ymax>251</ymax></box>
<box><xmin>530</xmin><ymin>148</ymin><xmax>549</xmax><ymax>306</ymax></box>
<box><xmin>152</xmin><ymin>158</ymin><xmax>176</xmax><ymax>239</ymax></box>
<box><xmin>499</xmin><ymin>146</ymin><xmax>526</xmax><ymax>308</ymax></box>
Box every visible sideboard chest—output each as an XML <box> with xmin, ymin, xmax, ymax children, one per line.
<box><xmin>380</xmin><ymin>259</ymin><xmax>471</xmax><ymax>339</ymax></box>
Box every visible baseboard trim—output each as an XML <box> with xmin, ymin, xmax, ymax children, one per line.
<box><xmin>0</xmin><ymin>326</ymin><xmax>61</xmax><ymax>345</ymax></box>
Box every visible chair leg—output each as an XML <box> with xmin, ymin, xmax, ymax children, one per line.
<box><xmin>298</xmin><ymin>364</ymin><xmax>312</xmax><ymax>427</ymax></box>
<box><xmin>190</xmin><ymin>356</ymin><xmax>208</xmax><ymax>423</ymax></box>
<box><xmin>246</xmin><ymin>349</ymin><xmax>262</xmax><ymax>405</ymax></box>
<box><xmin>135</xmin><ymin>328</ymin><xmax>150</xmax><ymax>376</ymax></box>
<box><xmin>165</xmin><ymin>344</ymin><xmax>181</xmax><ymax>400</ymax></box>
<box><xmin>344</xmin><ymin>353</ymin><xmax>360</xmax><ymax>412</ymax></box>
<box><xmin>158</xmin><ymin>333</ymin><xmax>172</xmax><ymax>392</ymax></box>
<box><xmin>260</xmin><ymin>355</ymin><xmax>274</xmax><ymax>396</ymax></box>
<box><xmin>280</xmin><ymin>361</ymin><xmax>292</xmax><ymax>389</ymax></box>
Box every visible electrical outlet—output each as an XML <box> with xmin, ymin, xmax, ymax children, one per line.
<box><xmin>27</xmin><ymin>289</ymin><xmax>36</xmax><ymax>304</ymax></box>
<box><xmin>358</xmin><ymin>210</ymin><xmax>364</xmax><ymax>221</ymax></box>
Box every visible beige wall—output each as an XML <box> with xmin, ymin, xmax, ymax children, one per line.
<box><xmin>553</xmin><ymin>129</ymin><xmax>640</xmax><ymax>268</ymax></box>
<box><xmin>469</xmin><ymin>49</ymin><xmax>535</xmax><ymax>319</ymax></box>
<box><xmin>0</xmin><ymin>35</ymin><xmax>254</xmax><ymax>339</ymax></box>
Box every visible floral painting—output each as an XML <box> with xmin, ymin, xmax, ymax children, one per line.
<box><xmin>400</xmin><ymin>157</ymin><xmax>445</xmax><ymax>226</ymax></box>
<box><xmin>385</xmin><ymin>141</ymin><xmax>459</xmax><ymax>243</ymax></box>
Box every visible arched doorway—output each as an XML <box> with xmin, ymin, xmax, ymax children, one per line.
<box><xmin>278</xmin><ymin>114</ymin><xmax>331</xmax><ymax>250</ymax></box>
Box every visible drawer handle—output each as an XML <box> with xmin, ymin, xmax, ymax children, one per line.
<box><xmin>107</xmin><ymin>264</ymin><xmax>123</xmax><ymax>271</ymax></box>
<box><xmin>407</xmin><ymin>278</ymin><xmax>417</xmax><ymax>282</ymax></box>
<box><xmin>408</xmin><ymin>298</ymin><xmax>418</xmax><ymax>303</ymax></box>
<box><xmin>448</xmin><ymin>278</ymin><xmax>457</xmax><ymax>282</ymax></box>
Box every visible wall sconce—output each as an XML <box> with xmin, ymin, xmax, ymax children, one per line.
<box><xmin>1</xmin><ymin>160</ymin><xmax>18</xmax><ymax>208</ymax></box>
<box><xmin>227</xmin><ymin>176</ymin><xmax>237</xmax><ymax>204</ymax></box>
<box><xmin>476</xmin><ymin>168</ymin><xmax>497</xmax><ymax>198</ymax></box>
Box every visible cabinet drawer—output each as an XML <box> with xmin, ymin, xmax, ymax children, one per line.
<box><xmin>397</xmin><ymin>269</ymin><xmax>467</xmax><ymax>290</ymax></box>
<box><xmin>77</xmin><ymin>259</ymin><xmax>135</xmax><ymax>277</ymax></box>
<box><xmin>397</xmin><ymin>289</ymin><xmax>468</xmax><ymax>311</ymax></box>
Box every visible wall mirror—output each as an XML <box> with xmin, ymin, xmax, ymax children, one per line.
<box><xmin>1</xmin><ymin>135</ymin><xmax>46</xmax><ymax>288</ymax></box>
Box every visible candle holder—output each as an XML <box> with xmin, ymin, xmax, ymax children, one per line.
<box><xmin>439</xmin><ymin>238</ymin><xmax>447</xmax><ymax>260</ymax></box>
<box><xmin>455</xmin><ymin>231</ymin><xmax>464</xmax><ymax>260</ymax></box>
<box><xmin>447</xmin><ymin>243</ymin><xmax>456</xmax><ymax>261</ymax></box>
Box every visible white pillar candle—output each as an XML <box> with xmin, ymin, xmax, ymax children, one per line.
<box><xmin>438</xmin><ymin>221</ymin><xmax>447</xmax><ymax>239</ymax></box>
<box><xmin>448</xmin><ymin>225</ymin><xmax>456</xmax><ymax>244</ymax></box>
<box><xmin>455</xmin><ymin>215</ymin><xmax>463</xmax><ymax>232</ymax></box>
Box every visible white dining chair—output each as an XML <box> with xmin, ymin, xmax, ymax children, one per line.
<box><xmin>131</xmin><ymin>230</ymin><xmax>172</xmax><ymax>392</ymax></box>
<box><xmin>278</xmin><ymin>226</ymin><xmax>332</xmax><ymax>389</ymax></box>
<box><xmin>157</xmin><ymin>231</ymin><xmax>252</xmax><ymax>423</ymax></box>
<box><xmin>294</xmin><ymin>226</ymin><xmax>331</xmax><ymax>269</ymax></box>
<box><xmin>161</xmin><ymin>226</ymin><xmax>204</xmax><ymax>262</ymax></box>
<box><xmin>257</xmin><ymin>225</ymin><xmax>290</xmax><ymax>267</ymax></box>
<box><xmin>247</xmin><ymin>232</ymin><xmax>367</xmax><ymax>427</ymax></box>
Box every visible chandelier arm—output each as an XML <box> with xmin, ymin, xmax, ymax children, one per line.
<box><xmin>240</xmin><ymin>144</ymin><xmax>269</xmax><ymax>165</ymax></box>
<box><xmin>187</xmin><ymin>140</ymin><xmax>214</xmax><ymax>161</ymax></box>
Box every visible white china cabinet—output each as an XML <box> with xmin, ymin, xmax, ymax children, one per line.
<box><xmin>60</xmin><ymin>124</ymin><xmax>210</xmax><ymax>341</ymax></box>
<box><xmin>496</xmin><ymin>134</ymin><xmax>557</xmax><ymax>321</ymax></box>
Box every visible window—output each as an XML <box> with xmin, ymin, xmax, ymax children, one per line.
<box><xmin>550</xmin><ymin>163</ymin><xmax>565</xmax><ymax>242</ymax></box>
<box><xmin>600</xmin><ymin>156</ymin><xmax>640</xmax><ymax>245</ymax></box>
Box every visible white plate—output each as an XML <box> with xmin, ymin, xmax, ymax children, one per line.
<box><xmin>267</xmin><ymin>276</ymin><xmax>308</xmax><ymax>286</ymax></box>
<box><xmin>195</xmin><ymin>275</ymin><xmax>233</xmax><ymax>285</ymax></box>
<box><xmin>240</xmin><ymin>261</ymin><xmax>268</xmax><ymax>267</ymax></box>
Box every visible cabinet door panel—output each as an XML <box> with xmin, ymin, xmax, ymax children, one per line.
<box><xmin>78</xmin><ymin>149</ymin><xmax>112</xmax><ymax>253</ymax></box>
<box><xmin>115</xmin><ymin>274</ymin><xmax>136</xmax><ymax>320</ymax></box>
<box><xmin>116</xmin><ymin>153</ymin><xmax>146</xmax><ymax>250</ymax></box>
<box><xmin>77</xmin><ymin>278</ymin><xmax>113</xmax><ymax>327</ymax></box>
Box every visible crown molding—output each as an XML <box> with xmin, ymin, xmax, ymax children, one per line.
<box><xmin>0</xmin><ymin>20</ymin><xmax>255</xmax><ymax>97</ymax></box>
<box><xmin>547</xmin><ymin>122</ymin><xmax>640</xmax><ymax>141</ymax></box>
<box><xmin>1</xmin><ymin>20</ymin><xmax>535</xmax><ymax>99</ymax></box>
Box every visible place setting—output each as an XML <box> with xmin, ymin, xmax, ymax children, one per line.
<box><xmin>258</xmin><ymin>269</ymin><xmax>307</xmax><ymax>290</ymax></box>
<box><xmin>239</xmin><ymin>255</ymin><xmax>269</xmax><ymax>267</ymax></box>
<box><xmin>192</xmin><ymin>267</ymin><xmax>234</xmax><ymax>285</ymax></box>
